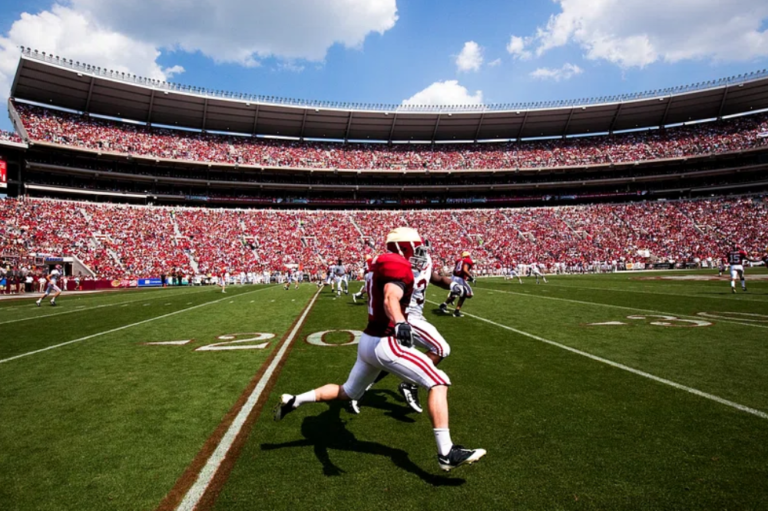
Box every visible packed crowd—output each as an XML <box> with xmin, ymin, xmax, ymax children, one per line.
<box><xmin>15</xmin><ymin>103</ymin><xmax>768</xmax><ymax>171</ymax></box>
<box><xmin>2</xmin><ymin>196</ymin><xmax>766</xmax><ymax>280</ymax></box>
<box><xmin>0</xmin><ymin>129</ymin><xmax>23</xmax><ymax>144</ymax></box>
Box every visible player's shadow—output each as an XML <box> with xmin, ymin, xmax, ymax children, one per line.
<box><xmin>359</xmin><ymin>389</ymin><xmax>417</xmax><ymax>423</ymax></box>
<box><xmin>261</xmin><ymin>402</ymin><xmax>464</xmax><ymax>487</ymax></box>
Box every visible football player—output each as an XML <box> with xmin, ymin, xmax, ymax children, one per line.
<box><xmin>274</xmin><ymin>227</ymin><xmax>486</xmax><ymax>472</ymax></box>
<box><xmin>352</xmin><ymin>254</ymin><xmax>374</xmax><ymax>303</ymax></box>
<box><xmin>439</xmin><ymin>251</ymin><xmax>475</xmax><ymax>318</ymax></box>
<box><xmin>505</xmin><ymin>264</ymin><xmax>523</xmax><ymax>284</ymax></box>
<box><xmin>36</xmin><ymin>265</ymin><xmax>62</xmax><ymax>307</ymax></box>
<box><xmin>531</xmin><ymin>262</ymin><xmax>548</xmax><ymax>284</ymax></box>
<box><xmin>349</xmin><ymin>240</ymin><xmax>469</xmax><ymax>415</ymax></box>
<box><xmin>726</xmin><ymin>244</ymin><xmax>758</xmax><ymax>293</ymax></box>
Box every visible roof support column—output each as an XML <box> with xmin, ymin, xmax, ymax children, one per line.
<box><xmin>388</xmin><ymin>114</ymin><xmax>398</xmax><ymax>143</ymax></box>
<box><xmin>609</xmin><ymin>103</ymin><xmax>623</xmax><ymax>134</ymax></box>
<box><xmin>562</xmin><ymin>108</ymin><xmax>575</xmax><ymax>139</ymax></box>
<box><xmin>432</xmin><ymin>115</ymin><xmax>441</xmax><ymax>143</ymax></box>
<box><xmin>84</xmin><ymin>76</ymin><xmax>96</xmax><ymax>112</ymax></box>
<box><xmin>300</xmin><ymin>110</ymin><xmax>308</xmax><ymax>140</ymax></box>
<box><xmin>146</xmin><ymin>89</ymin><xmax>155</xmax><ymax>126</ymax></box>
<box><xmin>516</xmin><ymin>112</ymin><xmax>529</xmax><ymax>140</ymax></box>
<box><xmin>201</xmin><ymin>99</ymin><xmax>209</xmax><ymax>132</ymax></box>
<box><xmin>717</xmin><ymin>86</ymin><xmax>730</xmax><ymax>120</ymax></box>
<box><xmin>344</xmin><ymin>112</ymin><xmax>354</xmax><ymax>142</ymax></box>
<box><xmin>251</xmin><ymin>105</ymin><xmax>260</xmax><ymax>135</ymax></box>
<box><xmin>660</xmin><ymin>97</ymin><xmax>673</xmax><ymax>128</ymax></box>
<box><xmin>474</xmin><ymin>113</ymin><xmax>485</xmax><ymax>142</ymax></box>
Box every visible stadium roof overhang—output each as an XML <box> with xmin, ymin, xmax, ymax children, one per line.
<box><xmin>10</xmin><ymin>50</ymin><xmax>768</xmax><ymax>142</ymax></box>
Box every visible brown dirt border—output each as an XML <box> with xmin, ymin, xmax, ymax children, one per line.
<box><xmin>155</xmin><ymin>288</ymin><xmax>320</xmax><ymax>511</ymax></box>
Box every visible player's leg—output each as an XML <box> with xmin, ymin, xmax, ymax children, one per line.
<box><xmin>730</xmin><ymin>267</ymin><xmax>738</xmax><ymax>293</ymax></box>
<box><xmin>36</xmin><ymin>284</ymin><xmax>50</xmax><ymax>306</ymax></box>
<box><xmin>49</xmin><ymin>285</ymin><xmax>61</xmax><ymax>305</ymax></box>
<box><xmin>739</xmin><ymin>269</ymin><xmax>747</xmax><ymax>291</ymax></box>
<box><xmin>404</xmin><ymin>318</ymin><xmax>452</xmax><ymax>413</ymax></box>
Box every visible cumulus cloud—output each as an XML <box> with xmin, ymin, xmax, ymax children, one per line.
<box><xmin>0</xmin><ymin>5</ymin><xmax>181</xmax><ymax>101</ymax></box>
<box><xmin>455</xmin><ymin>41</ymin><xmax>483</xmax><ymax>72</ymax></box>
<box><xmin>402</xmin><ymin>80</ymin><xmax>483</xmax><ymax>106</ymax></box>
<box><xmin>506</xmin><ymin>35</ymin><xmax>532</xmax><ymax>60</ymax></box>
<box><xmin>533</xmin><ymin>0</ymin><xmax>768</xmax><ymax>68</ymax></box>
<box><xmin>70</xmin><ymin>0</ymin><xmax>399</xmax><ymax>65</ymax></box>
<box><xmin>530</xmin><ymin>63</ymin><xmax>583</xmax><ymax>81</ymax></box>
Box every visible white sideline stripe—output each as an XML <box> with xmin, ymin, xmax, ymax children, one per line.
<box><xmin>0</xmin><ymin>287</ymin><xmax>277</xmax><ymax>365</ymax></box>
<box><xmin>474</xmin><ymin>287</ymin><xmax>768</xmax><ymax>330</ymax></box>
<box><xmin>176</xmin><ymin>288</ymin><xmax>321</xmax><ymax>511</ymax></box>
<box><xmin>0</xmin><ymin>287</ymin><xmax>213</xmax><ymax>325</ymax></box>
<box><xmin>534</xmin><ymin>283</ymin><xmax>768</xmax><ymax>303</ymax></box>
<box><xmin>428</xmin><ymin>301</ymin><xmax>768</xmax><ymax>421</ymax></box>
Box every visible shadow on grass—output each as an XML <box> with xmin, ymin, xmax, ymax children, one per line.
<box><xmin>262</xmin><ymin>402</ymin><xmax>465</xmax><ymax>487</ymax></box>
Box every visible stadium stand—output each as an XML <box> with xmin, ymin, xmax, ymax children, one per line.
<box><xmin>2</xmin><ymin>196</ymin><xmax>766</xmax><ymax>280</ymax></box>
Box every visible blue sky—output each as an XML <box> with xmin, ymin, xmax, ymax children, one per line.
<box><xmin>1</xmin><ymin>0</ymin><xmax>768</xmax><ymax>131</ymax></box>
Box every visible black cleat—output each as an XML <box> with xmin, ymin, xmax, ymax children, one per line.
<box><xmin>398</xmin><ymin>382</ymin><xmax>423</xmax><ymax>413</ymax></box>
<box><xmin>438</xmin><ymin>445</ymin><xmax>487</xmax><ymax>472</ymax></box>
<box><xmin>452</xmin><ymin>309</ymin><xmax>462</xmax><ymax>318</ymax></box>
<box><xmin>273</xmin><ymin>394</ymin><xmax>296</xmax><ymax>421</ymax></box>
<box><xmin>439</xmin><ymin>303</ymin><xmax>448</xmax><ymax>313</ymax></box>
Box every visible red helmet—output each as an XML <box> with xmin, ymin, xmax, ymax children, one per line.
<box><xmin>55</xmin><ymin>264</ymin><xmax>62</xmax><ymax>270</ymax></box>
<box><xmin>385</xmin><ymin>227</ymin><xmax>423</xmax><ymax>266</ymax></box>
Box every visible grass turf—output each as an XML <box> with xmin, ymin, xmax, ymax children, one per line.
<box><xmin>2</xmin><ymin>271</ymin><xmax>768</xmax><ymax>510</ymax></box>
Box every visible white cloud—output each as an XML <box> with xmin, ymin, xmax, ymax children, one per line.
<box><xmin>455</xmin><ymin>41</ymin><xmax>483</xmax><ymax>72</ymax></box>
<box><xmin>488</xmin><ymin>58</ymin><xmax>501</xmax><ymax>67</ymax></box>
<box><xmin>506</xmin><ymin>35</ymin><xmax>532</xmax><ymax>60</ymax></box>
<box><xmin>402</xmin><ymin>80</ymin><xmax>483</xmax><ymax>106</ymax></box>
<box><xmin>530</xmin><ymin>63</ymin><xmax>583</xmax><ymax>81</ymax></box>
<box><xmin>0</xmin><ymin>5</ymin><xmax>180</xmax><ymax>101</ymax></box>
<box><xmin>533</xmin><ymin>0</ymin><xmax>768</xmax><ymax>68</ymax></box>
<box><xmin>70</xmin><ymin>0</ymin><xmax>399</xmax><ymax>65</ymax></box>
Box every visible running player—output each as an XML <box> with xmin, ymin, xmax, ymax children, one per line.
<box><xmin>505</xmin><ymin>264</ymin><xmax>523</xmax><ymax>284</ymax></box>
<box><xmin>332</xmin><ymin>259</ymin><xmax>347</xmax><ymax>296</ymax></box>
<box><xmin>439</xmin><ymin>251</ymin><xmax>475</xmax><ymax>318</ymax></box>
<box><xmin>352</xmin><ymin>254</ymin><xmax>373</xmax><ymax>303</ymax></box>
<box><xmin>35</xmin><ymin>265</ymin><xmax>62</xmax><ymax>307</ymax></box>
<box><xmin>727</xmin><ymin>244</ymin><xmax>757</xmax><ymax>293</ymax></box>
<box><xmin>274</xmin><ymin>227</ymin><xmax>486</xmax><ymax>472</ymax></box>
<box><xmin>531</xmin><ymin>262</ymin><xmax>548</xmax><ymax>284</ymax></box>
<box><xmin>349</xmin><ymin>240</ymin><xmax>469</xmax><ymax>414</ymax></box>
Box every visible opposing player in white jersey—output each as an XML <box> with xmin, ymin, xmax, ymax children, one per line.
<box><xmin>505</xmin><ymin>264</ymin><xmax>523</xmax><ymax>284</ymax></box>
<box><xmin>352</xmin><ymin>254</ymin><xmax>373</xmax><ymax>303</ymax></box>
<box><xmin>331</xmin><ymin>259</ymin><xmax>347</xmax><ymax>296</ymax></box>
<box><xmin>530</xmin><ymin>262</ymin><xmax>547</xmax><ymax>284</ymax></box>
<box><xmin>36</xmin><ymin>265</ymin><xmax>62</xmax><ymax>307</ymax></box>
<box><xmin>349</xmin><ymin>240</ymin><xmax>469</xmax><ymax>414</ymax></box>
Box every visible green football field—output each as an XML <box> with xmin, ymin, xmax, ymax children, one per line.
<box><xmin>2</xmin><ymin>271</ymin><xmax>768</xmax><ymax>510</ymax></box>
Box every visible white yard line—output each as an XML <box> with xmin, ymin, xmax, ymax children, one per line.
<box><xmin>0</xmin><ymin>287</ymin><xmax>215</xmax><ymax>326</ymax></box>
<box><xmin>473</xmin><ymin>287</ymin><xmax>768</xmax><ymax>330</ymax></box>
<box><xmin>176</xmin><ymin>288</ymin><xmax>321</xmax><ymax>511</ymax></box>
<box><xmin>0</xmin><ymin>286</ymin><xmax>277</xmax><ymax>365</ymax></box>
<box><xmin>525</xmin><ymin>282</ymin><xmax>768</xmax><ymax>303</ymax></box>
<box><xmin>428</xmin><ymin>300</ymin><xmax>768</xmax><ymax>421</ymax></box>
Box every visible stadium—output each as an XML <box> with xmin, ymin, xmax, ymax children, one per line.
<box><xmin>2</xmin><ymin>24</ymin><xmax>768</xmax><ymax>511</ymax></box>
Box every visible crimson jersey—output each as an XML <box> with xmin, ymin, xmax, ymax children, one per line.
<box><xmin>365</xmin><ymin>258</ymin><xmax>374</xmax><ymax>274</ymax></box>
<box><xmin>364</xmin><ymin>253</ymin><xmax>414</xmax><ymax>337</ymax></box>
<box><xmin>453</xmin><ymin>257</ymin><xmax>474</xmax><ymax>279</ymax></box>
<box><xmin>727</xmin><ymin>250</ymin><xmax>748</xmax><ymax>265</ymax></box>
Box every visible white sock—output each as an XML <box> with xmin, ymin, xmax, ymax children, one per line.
<box><xmin>434</xmin><ymin>428</ymin><xmax>453</xmax><ymax>456</ymax></box>
<box><xmin>731</xmin><ymin>280</ymin><xmax>736</xmax><ymax>289</ymax></box>
<box><xmin>293</xmin><ymin>390</ymin><xmax>316</xmax><ymax>408</ymax></box>
<box><xmin>741</xmin><ymin>280</ymin><xmax>746</xmax><ymax>289</ymax></box>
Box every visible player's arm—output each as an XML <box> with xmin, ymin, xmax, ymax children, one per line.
<box><xmin>384</xmin><ymin>282</ymin><xmax>413</xmax><ymax>347</ymax></box>
<box><xmin>430</xmin><ymin>271</ymin><xmax>470</xmax><ymax>297</ymax></box>
<box><xmin>463</xmin><ymin>262</ymin><xmax>476</xmax><ymax>282</ymax></box>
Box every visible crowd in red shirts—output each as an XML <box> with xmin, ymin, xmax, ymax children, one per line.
<box><xmin>2</xmin><ymin>196</ymin><xmax>766</xmax><ymax>280</ymax></box>
<box><xmin>0</xmin><ymin>129</ymin><xmax>22</xmax><ymax>144</ymax></box>
<box><xmin>15</xmin><ymin>103</ymin><xmax>768</xmax><ymax>171</ymax></box>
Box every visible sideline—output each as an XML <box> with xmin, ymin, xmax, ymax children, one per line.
<box><xmin>473</xmin><ymin>286</ymin><xmax>768</xmax><ymax>330</ymax></box>
<box><xmin>428</xmin><ymin>300</ymin><xmax>768</xmax><ymax>421</ymax></box>
<box><xmin>0</xmin><ymin>286</ymin><xmax>277</xmax><ymax>365</ymax></box>
<box><xmin>162</xmin><ymin>288</ymin><xmax>321</xmax><ymax>511</ymax></box>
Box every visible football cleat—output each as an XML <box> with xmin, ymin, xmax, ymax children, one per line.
<box><xmin>273</xmin><ymin>394</ymin><xmax>296</xmax><ymax>421</ymax></box>
<box><xmin>398</xmin><ymin>382</ymin><xmax>422</xmax><ymax>414</ymax></box>
<box><xmin>348</xmin><ymin>399</ymin><xmax>361</xmax><ymax>415</ymax></box>
<box><xmin>50</xmin><ymin>300</ymin><xmax>56</xmax><ymax>306</ymax></box>
<box><xmin>452</xmin><ymin>309</ymin><xmax>462</xmax><ymax>318</ymax></box>
<box><xmin>438</xmin><ymin>445</ymin><xmax>487</xmax><ymax>472</ymax></box>
<box><xmin>732</xmin><ymin>288</ymin><xmax>736</xmax><ymax>294</ymax></box>
<box><xmin>352</xmin><ymin>293</ymin><xmax>359</xmax><ymax>303</ymax></box>
<box><xmin>36</xmin><ymin>300</ymin><xmax>41</xmax><ymax>307</ymax></box>
<box><xmin>439</xmin><ymin>303</ymin><xmax>448</xmax><ymax>313</ymax></box>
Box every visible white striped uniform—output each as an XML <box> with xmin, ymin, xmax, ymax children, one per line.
<box><xmin>406</xmin><ymin>254</ymin><xmax>451</xmax><ymax>358</ymax></box>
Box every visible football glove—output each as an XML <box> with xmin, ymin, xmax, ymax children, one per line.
<box><xmin>469</xmin><ymin>276</ymin><xmax>476</xmax><ymax>284</ymax></box>
<box><xmin>394</xmin><ymin>322</ymin><xmax>414</xmax><ymax>348</ymax></box>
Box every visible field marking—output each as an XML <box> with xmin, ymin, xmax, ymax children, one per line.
<box><xmin>428</xmin><ymin>301</ymin><xmax>768</xmax><ymax>421</ymax></box>
<box><xmin>176</xmin><ymin>288</ymin><xmax>321</xmax><ymax>511</ymax></box>
<box><xmin>0</xmin><ymin>287</ymin><xmax>214</xmax><ymax>326</ymax></box>
<box><xmin>0</xmin><ymin>287</ymin><xmax>277</xmax><ymax>365</ymax></box>
<box><xmin>473</xmin><ymin>286</ymin><xmax>768</xmax><ymax>330</ymax></box>
<box><xmin>523</xmin><ymin>282</ymin><xmax>768</xmax><ymax>303</ymax></box>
